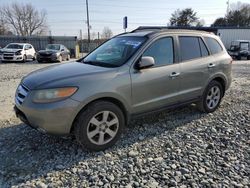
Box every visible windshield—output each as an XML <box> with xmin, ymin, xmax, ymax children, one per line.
<box><xmin>5</xmin><ymin>44</ymin><xmax>23</xmax><ymax>49</ymax></box>
<box><xmin>83</xmin><ymin>36</ymin><xmax>146</xmax><ymax>67</ymax></box>
<box><xmin>240</xmin><ymin>42</ymin><xmax>249</xmax><ymax>51</ymax></box>
<box><xmin>46</xmin><ymin>44</ymin><xmax>60</xmax><ymax>51</ymax></box>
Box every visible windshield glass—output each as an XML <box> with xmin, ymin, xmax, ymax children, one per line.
<box><xmin>240</xmin><ymin>42</ymin><xmax>249</xmax><ymax>50</ymax></box>
<box><xmin>83</xmin><ymin>36</ymin><xmax>146</xmax><ymax>67</ymax></box>
<box><xmin>46</xmin><ymin>44</ymin><xmax>60</xmax><ymax>51</ymax></box>
<box><xmin>5</xmin><ymin>44</ymin><xmax>23</xmax><ymax>49</ymax></box>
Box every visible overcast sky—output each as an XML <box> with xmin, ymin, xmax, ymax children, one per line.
<box><xmin>1</xmin><ymin>0</ymin><xmax>249</xmax><ymax>37</ymax></box>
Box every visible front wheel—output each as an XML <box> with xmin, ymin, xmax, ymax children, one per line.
<box><xmin>32</xmin><ymin>53</ymin><xmax>36</xmax><ymax>61</ymax></box>
<box><xmin>66</xmin><ymin>54</ymin><xmax>70</xmax><ymax>61</ymax></box>
<box><xmin>22</xmin><ymin>55</ymin><xmax>27</xmax><ymax>63</ymax></box>
<box><xmin>58</xmin><ymin>55</ymin><xmax>62</xmax><ymax>63</ymax></box>
<box><xmin>197</xmin><ymin>80</ymin><xmax>223</xmax><ymax>113</ymax></box>
<box><xmin>74</xmin><ymin>101</ymin><xmax>125</xmax><ymax>151</ymax></box>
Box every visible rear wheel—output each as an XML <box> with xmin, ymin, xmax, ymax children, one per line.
<box><xmin>197</xmin><ymin>80</ymin><xmax>223</xmax><ymax>113</ymax></box>
<box><xmin>247</xmin><ymin>55</ymin><xmax>250</xmax><ymax>60</ymax></box>
<box><xmin>236</xmin><ymin>55</ymin><xmax>241</xmax><ymax>60</ymax></box>
<box><xmin>74</xmin><ymin>101</ymin><xmax>125</xmax><ymax>151</ymax></box>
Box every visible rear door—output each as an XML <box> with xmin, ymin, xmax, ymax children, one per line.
<box><xmin>177</xmin><ymin>36</ymin><xmax>212</xmax><ymax>100</ymax></box>
<box><xmin>130</xmin><ymin>36</ymin><xmax>181</xmax><ymax>114</ymax></box>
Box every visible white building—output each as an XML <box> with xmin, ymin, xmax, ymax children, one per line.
<box><xmin>217</xmin><ymin>28</ymin><xmax>250</xmax><ymax>49</ymax></box>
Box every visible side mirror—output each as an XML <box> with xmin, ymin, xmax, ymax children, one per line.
<box><xmin>137</xmin><ymin>56</ymin><xmax>155</xmax><ymax>69</ymax></box>
<box><xmin>61</xmin><ymin>49</ymin><xmax>65</xmax><ymax>52</ymax></box>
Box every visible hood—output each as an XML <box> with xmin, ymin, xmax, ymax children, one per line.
<box><xmin>38</xmin><ymin>50</ymin><xmax>58</xmax><ymax>55</ymax></box>
<box><xmin>22</xmin><ymin>62</ymin><xmax>115</xmax><ymax>90</ymax></box>
<box><xmin>1</xmin><ymin>48</ymin><xmax>22</xmax><ymax>53</ymax></box>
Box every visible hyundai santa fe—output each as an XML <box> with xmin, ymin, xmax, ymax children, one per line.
<box><xmin>14</xmin><ymin>27</ymin><xmax>232</xmax><ymax>151</ymax></box>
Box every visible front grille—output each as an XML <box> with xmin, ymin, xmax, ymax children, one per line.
<box><xmin>3</xmin><ymin>53</ymin><xmax>14</xmax><ymax>60</ymax></box>
<box><xmin>15</xmin><ymin>84</ymin><xmax>29</xmax><ymax>105</ymax></box>
<box><xmin>39</xmin><ymin>53</ymin><xmax>52</xmax><ymax>57</ymax></box>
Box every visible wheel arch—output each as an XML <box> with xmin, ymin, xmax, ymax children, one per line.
<box><xmin>70</xmin><ymin>97</ymin><xmax>130</xmax><ymax>133</ymax></box>
<box><xmin>209</xmin><ymin>75</ymin><xmax>227</xmax><ymax>96</ymax></box>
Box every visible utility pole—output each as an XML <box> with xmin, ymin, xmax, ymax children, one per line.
<box><xmin>226</xmin><ymin>0</ymin><xmax>230</xmax><ymax>14</ymax></box>
<box><xmin>85</xmin><ymin>0</ymin><xmax>90</xmax><ymax>52</ymax></box>
<box><xmin>80</xmin><ymin>29</ymin><xmax>83</xmax><ymax>57</ymax></box>
<box><xmin>97</xmin><ymin>32</ymin><xmax>100</xmax><ymax>45</ymax></box>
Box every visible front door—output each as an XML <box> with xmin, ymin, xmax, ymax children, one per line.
<box><xmin>130</xmin><ymin>37</ymin><xmax>181</xmax><ymax>114</ymax></box>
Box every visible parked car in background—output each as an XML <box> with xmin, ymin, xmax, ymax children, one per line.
<box><xmin>14</xmin><ymin>28</ymin><xmax>232</xmax><ymax>151</ymax></box>
<box><xmin>0</xmin><ymin>43</ymin><xmax>36</xmax><ymax>63</ymax></box>
<box><xmin>37</xmin><ymin>44</ymin><xmax>70</xmax><ymax>63</ymax></box>
<box><xmin>228</xmin><ymin>40</ymin><xmax>250</xmax><ymax>60</ymax></box>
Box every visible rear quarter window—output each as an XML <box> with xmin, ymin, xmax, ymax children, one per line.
<box><xmin>205</xmin><ymin>37</ymin><xmax>223</xmax><ymax>55</ymax></box>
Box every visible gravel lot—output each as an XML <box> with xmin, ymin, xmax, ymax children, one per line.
<box><xmin>0</xmin><ymin>60</ymin><xmax>249</xmax><ymax>187</ymax></box>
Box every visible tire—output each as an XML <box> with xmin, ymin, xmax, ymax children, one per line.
<box><xmin>58</xmin><ymin>55</ymin><xmax>62</xmax><ymax>63</ymax></box>
<box><xmin>22</xmin><ymin>55</ymin><xmax>27</xmax><ymax>63</ymax></box>
<box><xmin>74</xmin><ymin>101</ymin><xmax>125</xmax><ymax>151</ymax></box>
<box><xmin>32</xmin><ymin>53</ymin><xmax>36</xmax><ymax>61</ymax></box>
<box><xmin>197</xmin><ymin>80</ymin><xmax>223</xmax><ymax>113</ymax></box>
<box><xmin>66</xmin><ymin>54</ymin><xmax>70</xmax><ymax>61</ymax></box>
<box><xmin>236</xmin><ymin>55</ymin><xmax>241</xmax><ymax>60</ymax></box>
<box><xmin>247</xmin><ymin>55</ymin><xmax>250</xmax><ymax>60</ymax></box>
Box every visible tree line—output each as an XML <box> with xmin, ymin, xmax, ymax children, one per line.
<box><xmin>0</xmin><ymin>2</ymin><xmax>249</xmax><ymax>37</ymax></box>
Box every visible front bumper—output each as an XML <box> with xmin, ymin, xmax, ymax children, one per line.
<box><xmin>14</xmin><ymin>96</ymin><xmax>81</xmax><ymax>135</ymax></box>
<box><xmin>0</xmin><ymin>55</ymin><xmax>23</xmax><ymax>61</ymax></box>
<box><xmin>37</xmin><ymin>55</ymin><xmax>59</xmax><ymax>62</ymax></box>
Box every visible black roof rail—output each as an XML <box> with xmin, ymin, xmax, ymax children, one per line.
<box><xmin>131</xmin><ymin>26</ymin><xmax>169</xmax><ymax>32</ymax></box>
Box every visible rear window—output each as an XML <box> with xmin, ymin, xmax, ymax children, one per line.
<box><xmin>205</xmin><ymin>37</ymin><xmax>223</xmax><ymax>55</ymax></box>
<box><xmin>179</xmin><ymin>37</ymin><xmax>201</xmax><ymax>61</ymax></box>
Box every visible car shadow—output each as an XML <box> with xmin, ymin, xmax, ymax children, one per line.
<box><xmin>0</xmin><ymin>104</ymin><xmax>207</xmax><ymax>187</ymax></box>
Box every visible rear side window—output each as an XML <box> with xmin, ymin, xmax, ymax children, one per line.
<box><xmin>205</xmin><ymin>37</ymin><xmax>223</xmax><ymax>55</ymax></box>
<box><xmin>198</xmin><ymin>38</ymin><xmax>209</xmax><ymax>57</ymax></box>
<box><xmin>142</xmin><ymin>37</ymin><xmax>174</xmax><ymax>66</ymax></box>
<box><xmin>179</xmin><ymin>37</ymin><xmax>201</xmax><ymax>61</ymax></box>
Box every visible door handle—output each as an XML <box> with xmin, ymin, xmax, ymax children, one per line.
<box><xmin>208</xmin><ymin>63</ymin><xmax>216</xmax><ymax>68</ymax></box>
<box><xmin>170</xmin><ymin>72</ymin><xmax>180</xmax><ymax>78</ymax></box>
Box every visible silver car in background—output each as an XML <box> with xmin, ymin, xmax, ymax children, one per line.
<box><xmin>14</xmin><ymin>27</ymin><xmax>232</xmax><ymax>151</ymax></box>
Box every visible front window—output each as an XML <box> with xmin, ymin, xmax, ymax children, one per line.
<box><xmin>142</xmin><ymin>37</ymin><xmax>174</xmax><ymax>66</ymax></box>
<box><xmin>5</xmin><ymin>44</ymin><xmax>23</xmax><ymax>49</ymax></box>
<box><xmin>46</xmin><ymin>44</ymin><xmax>60</xmax><ymax>51</ymax></box>
<box><xmin>83</xmin><ymin>36</ymin><xmax>146</xmax><ymax>67</ymax></box>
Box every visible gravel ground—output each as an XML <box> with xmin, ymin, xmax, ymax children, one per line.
<box><xmin>0</xmin><ymin>60</ymin><xmax>249</xmax><ymax>188</ymax></box>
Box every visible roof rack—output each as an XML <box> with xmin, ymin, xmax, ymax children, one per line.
<box><xmin>131</xmin><ymin>26</ymin><xmax>169</xmax><ymax>32</ymax></box>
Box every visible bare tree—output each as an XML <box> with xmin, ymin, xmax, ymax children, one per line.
<box><xmin>212</xmin><ymin>2</ymin><xmax>250</xmax><ymax>27</ymax></box>
<box><xmin>101</xmin><ymin>27</ymin><xmax>113</xmax><ymax>39</ymax></box>
<box><xmin>0</xmin><ymin>2</ymin><xmax>48</xmax><ymax>36</ymax></box>
<box><xmin>0</xmin><ymin>9</ymin><xmax>9</xmax><ymax>35</ymax></box>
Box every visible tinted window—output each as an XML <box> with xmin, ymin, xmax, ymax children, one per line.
<box><xmin>205</xmin><ymin>37</ymin><xmax>223</xmax><ymax>55</ymax></box>
<box><xmin>179</xmin><ymin>37</ymin><xmax>201</xmax><ymax>61</ymax></box>
<box><xmin>142</xmin><ymin>37</ymin><xmax>174</xmax><ymax>66</ymax></box>
<box><xmin>198</xmin><ymin>38</ymin><xmax>209</xmax><ymax>57</ymax></box>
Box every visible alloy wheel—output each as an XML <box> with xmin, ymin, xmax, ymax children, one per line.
<box><xmin>87</xmin><ymin>111</ymin><xmax>119</xmax><ymax>145</ymax></box>
<box><xmin>206</xmin><ymin>86</ymin><xmax>221</xmax><ymax>110</ymax></box>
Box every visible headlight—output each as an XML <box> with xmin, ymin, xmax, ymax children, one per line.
<box><xmin>52</xmin><ymin>53</ymin><xmax>59</xmax><ymax>57</ymax></box>
<box><xmin>33</xmin><ymin>87</ymin><xmax>78</xmax><ymax>103</ymax></box>
<box><xmin>15</xmin><ymin>50</ymin><xmax>22</xmax><ymax>55</ymax></box>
